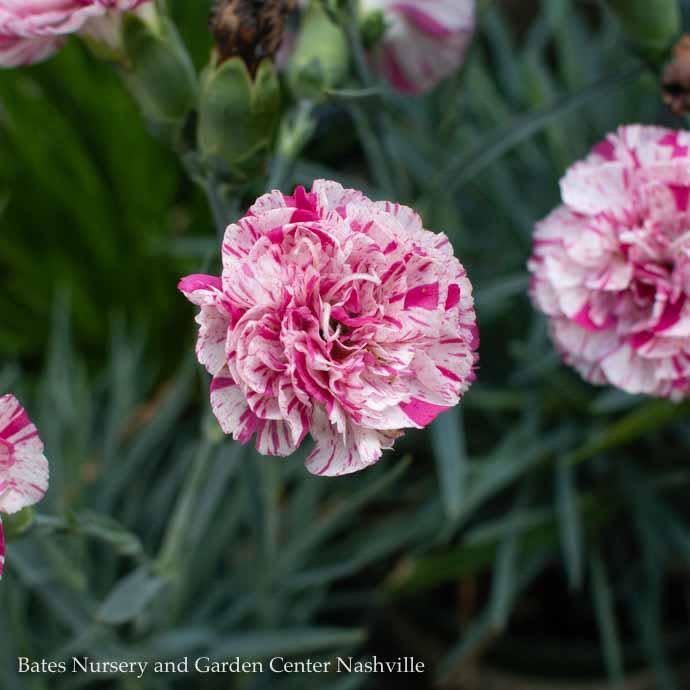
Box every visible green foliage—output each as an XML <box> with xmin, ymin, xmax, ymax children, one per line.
<box><xmin>0</xmin><ymin>317</ymin><xmax>412</xmax><ymax>689</ymax></box>
<box><xmin>607</xmin><ymin>0</ymin><xmax>681</xmax><ymax>63</ymax></box>
<box><xmin>0</xmin><ymin>43</ymin><xmax>208</xmax><ymax>364</ymax></box>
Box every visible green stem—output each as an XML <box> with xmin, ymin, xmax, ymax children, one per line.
<box><xmin>269</xmin><ymin>100</ymin><xmax>317</xmax><ymax>192</ymax></box>
<box><xmin>348</xmin><ymin>102</ymin><xmax>397</xmax><ymax>197</ymax></box>
<box><xmin>342</xmin><ymin>0</ymin><xmax>401</xmax><ymax>197</ymax></box>
<box><xmin>205</xmin><ymin>171</ymin><xmax>229</xmax><ymax>240</ymax></box>
<box><xmin>344</xmin><ymin>0</ymin><xmax>375</xmax><ymax>88</ymax></box>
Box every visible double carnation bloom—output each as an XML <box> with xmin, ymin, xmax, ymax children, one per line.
<box><xmin>529</xmin><ymin>125</ymin><xmax>690</xmax><ymax>399</ymax></box>
<box><xmin>180</xmin><ymin>181</ymin><xmax>479</xmax><ymax>476</ymax></box>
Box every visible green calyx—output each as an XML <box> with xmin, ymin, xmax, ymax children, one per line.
<box><xmin>198</xmin><ymin>57</ymin><xmax>282</xmax><ymax>181</ymax></box>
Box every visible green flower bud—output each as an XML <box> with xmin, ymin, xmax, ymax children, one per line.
<box><xmin>198</xmin><ymin>57</ymin><xmax>281</xmax><ymax>181</ymax></box>
<box><xmin>121</xmin><ymin>11</ymin><xmax>198</xmax><ymax>127</ymax></box>
<box><xmin>607</xmin><ymin>0</ymin><xmax>680</xmax><ymax>63</ymax></box>
<box><xmin>287</xmin><ymin>1</ymin><xmax>349</xmax><ymax>102</ymax></box>
<box><xmin>4</xmin><ymin>507</ymin><xmax>35</xmax><ymax>542</ymax></box>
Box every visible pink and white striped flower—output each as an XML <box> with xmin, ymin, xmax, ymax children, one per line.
<box><xmin>0</xmin><ymin>0</ymin><xmax>150</xmax><ymax>67</ymax></box>
<box><xmin>0</xmin><ymin>394</ymin><xmax>49</xmax><ymax>578</ymax></box>
<box><xmin>362</xmin><ymin>0</ymin><xmax>475</xmax><ymax>94</ymax></box>
<box><xmin>180</xmin><ymin>180</ymin><xmax>478</xmax><ymax>476</ymax></box>
<box><xmin>529</xmin><ymin>125</ymin><xmax>690</xmax><ymax>398</ymax></box>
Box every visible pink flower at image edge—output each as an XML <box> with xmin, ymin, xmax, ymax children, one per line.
<box><xmin>0</xmin><ymin>0</ymin><xmax>150</xmax><ymax>67</ymax></box>
<box><xmin>529</xmin><ymin>124</ymin><xmax>690</xmax><ymax>398</ymax></box>
<box><xmin>0</xmin><ymin>394</ymin><xmax>49</xmax><ymax>578</ymax></box>
<box><xmin>180</xmin><ymin>180</ymin><xmax>478</xmax><ymax>476</ymax></box>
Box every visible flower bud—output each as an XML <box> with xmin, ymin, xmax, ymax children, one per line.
<box><xmin>360</xmin><ymin>0</ymin><xmax>475</xmax><ymax>95</ymax></box>
<box><xmin>198</xmin><ymin>57</ymin><xmax>281</xmax><ymax>180</ymax></box>
<box><xmin>287</xmin><ymin>1</ymin><xmax>349</xmax><ymax>102</ymax></box>
<box><xmin>607</xmin><ymin>0</ymin><xmax>680</xmax><ymax>63</ymax></box>
<box><xmin>121</xmin><ymin>10</ymin><xmax>198</xmax><ymax>127</ymax></box>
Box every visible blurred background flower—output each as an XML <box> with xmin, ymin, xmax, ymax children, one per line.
<box><xmin>360</xmin><ymin>0</ymin><xmax>476</xmax><ymax>94</ymax></box>
<box><xmin>529</xmin><ymin>125</ymin><xmax>690</xmax><ymax>399</ymax></box>
<box><xmin>0</xmin><ymin>0</ymin><xmax>152</xmax><ymax>67</ymax></box>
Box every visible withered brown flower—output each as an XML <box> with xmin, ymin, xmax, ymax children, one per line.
<box><xmin>210</xmin><ymin>0</ymin><xmax>296</xmax><ymax>75</ymax></box>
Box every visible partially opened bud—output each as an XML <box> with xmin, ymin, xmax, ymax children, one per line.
<box><xmin>287</xmin><ymin>1</ymin><xmax>349</xmax><ymax>102</ymax></box>
<box><xmin>360</xmin><ymin>0</ymin><xmax>475</xmax><ymax>95</ymax></box>
<box><xmin>198</xmin><ymin>57</ymin><xmax>281</xmax><ymax>180</ymax></box>
<box><xmin>121</xmin><ymin>10</ymin><xmax>198</xmax><ymax>127</ymax></box>
<box><xmin>607</xmin><ymin>0</ymin><xmax>680</xmax><ymax>63</ymax></box>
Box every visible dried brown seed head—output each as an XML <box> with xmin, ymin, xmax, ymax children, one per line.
<box><xmin>210</xmin><ymin>0</ymin><xmax>296</xmax><ymax>75</ymax></box>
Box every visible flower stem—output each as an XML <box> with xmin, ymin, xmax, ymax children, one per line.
<box><xmin>205</xmin><ymin>171</ymin><xmax>229</xmax><ymax>241</ymax></box>
<box><xmin>269</xmin><ymin>100</ymin><xmax>317</xmax><ymax>192</ymax></box>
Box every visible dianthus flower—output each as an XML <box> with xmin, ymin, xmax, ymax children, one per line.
<box><xmin>529</xmin><ymin>125</ymin><xmax>690</xmax><ymax>398</ymax></box>
<box><xmin>180</xmin><ymin>180</ymin><xmax>478</xmax><ymax>475</ymax></box>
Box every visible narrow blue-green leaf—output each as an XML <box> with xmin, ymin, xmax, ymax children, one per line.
<box><xmin>590</xmin><ymin>552</ymin><xmax>624</xmax><ymax>684</ymax></box>
<box><xmin>489</xmin><ymin>487</ymin><xmax>531</xmax><ymax>630</ymax></box>
<box><xmin>566</xmin><ymin>399</ymin><xmax>690</xmax><ymax>466</ymax></box>
<box><xmin>439</xmin><ymin>550</ymin><xmax>551</xmax><ymax>681</ymax></box>
<box><xmin>97</xmin><ymin>566</ymin><xmax>168</xmax><ymax>625</ymax></box>
<box><xmin>431</xmin><ymin>408</ymin><xmax>467</xmax><ymax>522</ymax></box>
<box><xmin>555</xmin><ymin>459</ymin><xmax>583</xmax><ymax>589</ymax></box>
<box><xmin>436</xmin><ymin>66</ymin><xmax>642</xmax><ymax>193</ymax></box>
